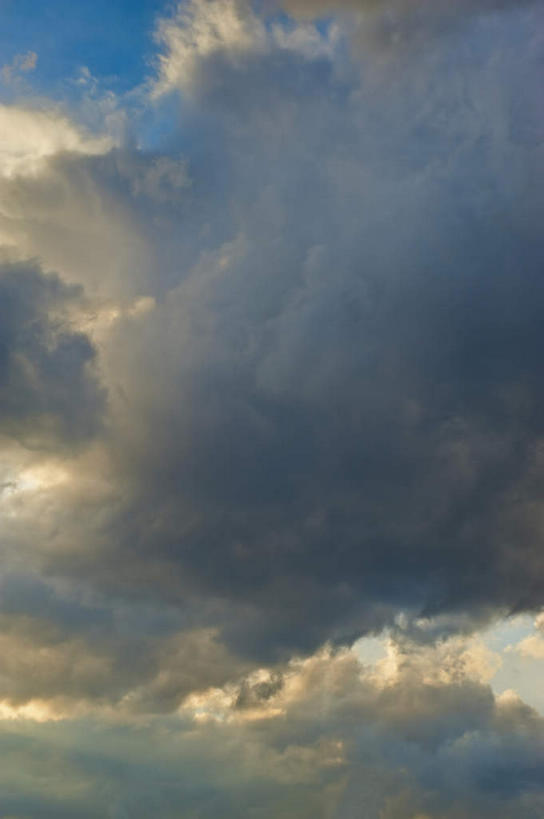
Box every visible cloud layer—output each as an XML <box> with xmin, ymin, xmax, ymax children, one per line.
<box><xmin>50</xmin><ymin>0</ymin><xmax>544</xmax><ymax>662</ymax></box>
<box><xmin>1</xmin><ymin>635</ymin><xmax>544</xmax><ymax>817</ymax></box>
<box><xmin>0</xmin><ymin>0</ymin><xmax>542</xmax><ymax>814</ymax></box>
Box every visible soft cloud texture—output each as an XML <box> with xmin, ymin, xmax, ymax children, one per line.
<box><xmin>0</xmin><ymin>104</ymin><xmax>112</xmax><ymax>179</ymax></box>
<box><xmin>278</xmin><ymin>0</ymin><xmax>540</xmax><ymax>54</ymax></box>
<box><xmin>0</xmin><ymin>259</ymin><xmax>104</xmax><ymax>447</ymax></box>
<box><xmin>51</xmin><ymin>0</ymin><xmax>543</xmax><ymax>664</ymax></box>
<box><xmin>0</xmin><ymin>0</ymin><xmax>542</xmax><ymax>814</ymax></box>
<box><xmin>1</xmin><ymin>635</ymin><xmax>543</xmax><ymax>817</ymax></box>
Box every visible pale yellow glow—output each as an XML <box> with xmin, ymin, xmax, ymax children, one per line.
<box><xmin>0</xmin><ymin>699</ymin><xmax>64</xmax><ymax>723</ymax></box>
<box><xmin>514</xmin><ymin>614</ymin><xmax>544</xmax><ymax>659</ymax></box>
<box><xmin>4</xmin><ymin>463</ymin><xmax>70</xmax><ymax>496</ymax></box>
<box><xmin>78</xmin><ymin>296</ymin><xmax>156</xmax><ymax>339</ymax></box>
<box><xmin>0</xmin><ymin>104</ymin><xmax>113</xmax><ymax>179</ymax></box>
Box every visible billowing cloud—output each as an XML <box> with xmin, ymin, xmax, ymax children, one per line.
<box><xmin>0</xmin><ymin>259</ymin><xmax>104</xmax><ymax>448</ymax></box>
<box><xmin>0</xmin><ymin>104</ymin><xmax>112</xmax><ymax>179</ymax></box>
<box><xmin>1</xmin><ymin>0</ymin><xmax>542</xmax><ymax>663</ymax></box>
<box><xmin>153</xmin><ymin>0</ymin><xmax>267</xmax><ymax>94</ymax></box>
<box><xmin>153</xmin><ymin>0</ymin><xmax>340</xmax><ymax>95</ymax></box>
<box><xmin>0</xmin><ymin>634</ymin><xmax>543</xmax><ymax>817</ymax></box>
<box><xmin>0</xmin><ymin>0</ymin><xmax>542</xmax><ymax>814</ymax></box>
<box><xmin>515</xmin><ymin>614</ymin><xmax>544</xmax><ymax>661</ymax></box>
<box><xmin>32</xmin><ymin>0</ymin><xmax>540</xmax><ymax>665</ymax></box>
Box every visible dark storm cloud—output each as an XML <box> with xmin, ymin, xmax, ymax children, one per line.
<box><xmin>0</xmin><ymin>3</ymin><xmax>543</xmax><ymax>815</ymax></box>
<box><xmin>1</xmin><ymin>0</ymin><xmax>542</xmax><ymax>679</ymax></box>
<box><xmin>0</xmin><ymin>260</ymin><xmax>104</xmax><ymax>447</ymax></box>
<box><xmin>50</xmin><ymin>4</ymin><xmax>543</xmax><ymax>663</ymax></box>
<box><xmin>0</xmin><ymin>570</ymin><xmax>248</xmax><ymax>711</ymax></box>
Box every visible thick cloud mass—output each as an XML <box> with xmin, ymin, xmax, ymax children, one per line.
<box><xmin>51</xmin><ymin>2</ymin><xmax>542</xmax><ymax>662</ymax></box>
<box><xmin>1</xmin><ymin>636</ymin><xmax>544</xmax><ymax>817</ymax></box>
<box><xmin>3</xmin><ymin>1</ymin><xmax>541</xmax><ymax>662</ymax></box>
<box><xmin>0</xmin><ymin>260</ymin><xmax>103</xmax><ymax>447</ymax></box>
<box><xmin>0</xmin><ymin>0</ymin><xmax>543</xmax><ymax>814</ymax></box>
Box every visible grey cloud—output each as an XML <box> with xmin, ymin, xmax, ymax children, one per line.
<box><xmin>0</xmin><ymin>642</ymin><xmax>543</xmax><ymax>817</ymax></box>
<box><xmin>0</xmin><ymin>614</ymin><xmax>245</xmax><ymax>712</ymax></box>
<box><xmin>235</xmin><ymin>670</ymin><xmax>284</xmax><ymax>709</ymax></box>
<box><xmin>277</xmin><ymin>0</ymin><xmax>538</xmax><ymax>54</ymax></box>
<box><xmin>281</xmin><ymin>0</ymin><xmax>529</xmax><ymax>12</ymax></box>
<box><xmin>0</xmin><ymin>260</ymin><xmax>104</xmax><ymax>447</ymax></box>
<box><xmin>41</xmin><ymin>5</ymin><xmax>543</xmax><ymax>665</ymax></box>
<box><xmin>0</xmin><ymin>12</ymin><xmax>542</xmax><ymax>815</ymax></box>
<box><xmin>0</xmin><ymin>153</ymin><xmax>153</xmax><ymax>301</ymax></box>
<box><xmin>0</xmin><ymin>570</ymin><xmax>248</xmax><ymax>711</ymax></box>
<box><xmin>0</xmin><ymin>2</ymin><xmax>541</xmax><ymax>816</ymax></box>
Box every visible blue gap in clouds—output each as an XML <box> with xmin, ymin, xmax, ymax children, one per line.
<box><xmin>0</xmin><ymin>0</ymin><xmax>168</xmax><ymax>94</ymax></box>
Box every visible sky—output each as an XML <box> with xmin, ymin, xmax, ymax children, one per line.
<box><xmin>0</xmin><ymin>0</ymin><xmax>543</xmax><ymax>816</ymax></box>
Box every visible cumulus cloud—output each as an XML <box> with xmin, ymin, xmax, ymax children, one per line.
<box><xmin>153</xmin><ymin>0</ymin><xmax>267</xmax><ymax>94</ymax></box>
<box><xmin>514</xmin><ymin>613</ymin><xmax>544</xmax><ymax>660</ymax></box>
<box><xmin>153</xmin><ymin>0</ymin><xmax>341</xmax><ymax>95</ymax></box>
<box><xmin>0</xmin><ymin>0</ymin><xmax>542</xmax><ymax>814</ymax></box>
<box><xmin>41</xmin><ymin>0</ymin><xmax>541</xmax><ymax>665</ymax></box>
<box><xmin>0</xmin><ymin>148</ymin><xmax>169</xmax><ymax>299</ymax></box>
<box><xmin>0</xmin><ymin>104</ymin><xmax>112</xmax><ymax>179</ymax></box>
<box><xmin>1</xmin><ymin>51</ymin><xmax>37</xmax><ymax>85</ymax></box>
<box><xmin>0</xmin><ymin>635</ymin><xmax>543</xmax><ymax>817</ymax></box>
<box><xmin>0</xmin><ymin>0</ymin><xmax>541</xmax><ymax>665</ymax></box>
<box><xmin>0</xmin><ymin>259</ymin><xmax>104</xmax><ymax>448</ymax></box>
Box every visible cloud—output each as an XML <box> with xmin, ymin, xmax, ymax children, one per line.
<box><xmin>0</xmin><ymin>104</ymin><xmax>112</xmax><ymax>179</ymax></box>
<box><xmin>0</xmin><ymin>3</ymin><xmax>539</xmax><ymax>671</ymax></box>
<box><xmin>0</xmin><ymin>259</ymin><xmax>104</xmax><ymax>448</ymax></box>
<box><xmin>0</xmin><ymin>147</ymin><xmax>170</xmax><ymax>300</ymax></box>
<box><xmin>0</xmin><ymin>3</ymin><xmax>542</xmax><ymax>814</ymax></box>
<box><xmin>0</xmin><ymin>565</ymin><xmax>252</xmax><ymax>717</ymax></box>
<box><xmin>514</xmin><ymin>614</ymin><xmax>544</xmax><ymax>661</ymax></box>
<box><xmin>153</xmin><ymin>0</ymin><xmax>267</xmax><ymax>94</ymax></box>
<box><xmin>278</xmin><ymin>0</ymin><xmax>540</xmax><ymax>53</ymax></box>
<box><xmin>153</xmin><ymin>0</ymin><xmax>341</xmax><ymax>96</ymax></box>
<box><xmin>0</xmin><ymin>635</ymin><xmax>542</xmax><ymax>817</ymax></box>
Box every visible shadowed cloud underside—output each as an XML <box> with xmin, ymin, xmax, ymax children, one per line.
<box><xmin>0</xmin><ymin>0</ymin><xmax>543</xmax><ymax>815</ymax></box>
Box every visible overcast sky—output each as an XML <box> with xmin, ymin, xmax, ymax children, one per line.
<box><xmin>0</xmin><ymin>0</ymin><xmax>543</xmax><ymax>816</ymax></box>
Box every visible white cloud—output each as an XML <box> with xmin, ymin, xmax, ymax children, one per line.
<box><xmin>153</xmin><ymin>0</ymin><xmax>267</xmax><ymax>95</ymax></box>
<box><xmin>0</xmin><ymin>105</ymin><xmax>113</xmax><ymax>179</ymax></box>
<box><xmin>514</xmin><ymin>613</ymin><xmax>544</xmax><ymax>660</ymax></box>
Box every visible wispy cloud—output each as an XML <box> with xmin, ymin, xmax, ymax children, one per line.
<box><xmin>1</xmin><ymin>50</ymin><xmax>37</xmax><ymax>85</ymax></box>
